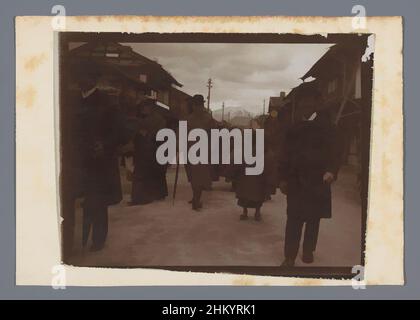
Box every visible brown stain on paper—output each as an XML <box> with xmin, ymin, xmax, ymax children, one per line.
<box><xmin>16</xmin><ymin>86</ymin><xmax>36</xmax><ymax>108</ymax></box>
<box><xmin>381</xmin><ymin>154</ymin><xmax>393</xmax><ymax>194</ymax></box>
<box><xmin>24</xmin><ymin>54</ymin><xmax>46</xmax><ymax>72</ymax></box>
<box><xmin>232</xmin><ymin>276</ymin><xmax>256</xmax><ymax>286</ymax></box>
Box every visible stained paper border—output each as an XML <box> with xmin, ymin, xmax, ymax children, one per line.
<box><xmin>15</xmin><ymin>16</ymin><xmax>403</xmax><ymax>286</ymax></box>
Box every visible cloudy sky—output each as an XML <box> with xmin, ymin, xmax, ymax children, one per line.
<box><xmin>128</xmin><ymin>43</ymin><xmax>332</xmax><ymax>113</ymax></box>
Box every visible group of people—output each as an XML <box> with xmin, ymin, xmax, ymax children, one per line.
<box><xmin>75</xmin><ymin>70</ymin><xmax>340</xmax><ymax>267</ymax></box>
<box><xmin>178</xmin><ymin>90</ymin><xmax>340</xmax><ymax>267</ymax></box>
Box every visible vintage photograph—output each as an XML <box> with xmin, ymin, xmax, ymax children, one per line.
<box><xmin>58</xmin><ymin>32</ymin><xmax>373</xmax><ymax>277</ymax></box>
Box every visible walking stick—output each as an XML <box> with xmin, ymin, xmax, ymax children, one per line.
<box><xmin>172</xmin><ymin>150</ymin><xmax>180</xmax><ymax>205</ymax></box>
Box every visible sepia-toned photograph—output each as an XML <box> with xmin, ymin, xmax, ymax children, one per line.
<box><xmin>58</xmin><ymin>32</ymin><xmax>373</xmax><ymax>277</ymax></box>
<box><xmin>14</xmin><ymin>15</ymin><xmax>404</xmax><ymax>286</ymax></box>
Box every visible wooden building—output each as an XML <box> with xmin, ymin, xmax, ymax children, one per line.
<box><xmin>169</xmin><ymin>87</ymin><xmax>193</xmax><ymax>120</ymax></box>
<box><xmin>268</xmin><ymin>91</ymin><xmax>287</xmax><ymax>113</ymax></box>
<box><xmin>65</xmin><ymin>41</ymin><xmax>184</xmax><ymax>118</ymax></box>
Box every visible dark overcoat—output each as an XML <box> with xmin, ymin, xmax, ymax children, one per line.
<box><xmin>131</xmin><ymin>112</ymin><xmax>168</xmax><ymax>204</ymax></box>
<box><xmin>78</xmin><ymin>89</ymin><xmax>123</xmax><ymax>205</ymax></box>
<box><xmin>185</xmin><ymin>108</ymin><xmax>213</xmax><ymax>190</ymax></box>
<box><xmin>279</xmin><ymin>112</ymin><xmax>340</xmax><ymax>220</ymax></box>
<box><xmin>225</xmin><ymin>140</ymin><xmax>277</xmax><ymax>208</ymax></box>
<box><xmin>229</xmin><ymin>164</ymin><xmax>267</xmax><ymax>208</ymax></box>
<box><xmin>264</xmin><ymin>116</ymin><xmax>285</xmax><ymax>194</ymax></box>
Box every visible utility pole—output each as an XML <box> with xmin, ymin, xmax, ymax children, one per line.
<box><xmin>263</xmin><ymin>99</ymin><xmax>266</xmax><ymax>115</ymax></box>
<box><xmin>206</xmin><ymin>78</ymin><xmax>213</xmax><ymax>111</ymax></box>
<box><xmin>292</xmin><ymin>95</ymin><xmax>295</xmax><ymax>124</ymax></box>
<box><xmin>222</xmin><ymin>101</ymin><xmax>225</xmax><ymax>121</ymax></box>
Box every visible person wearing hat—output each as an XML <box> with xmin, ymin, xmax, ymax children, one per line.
<box><xmin>76</xmin><ymin>65</ymin><xmax>124</xmax><ymax>252</ymax></box>
<box><xmin>185</xmin><ymin>94</ymin><xmax>213</xmax><ymax>211</ymax></box>
<box><xmin>278</xmin><ymin>85</ymin><xmax>341</xmax><ymax>267</ymax></box>
<box><xmin>130</xmin><ymin>98</ymin><xmax>168</xmax><ymax>205</ymax></box>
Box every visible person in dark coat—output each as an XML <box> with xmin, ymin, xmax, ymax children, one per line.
<box><xmin>78</xmin><ymin>70</ymin><xmax>124</xmax><ymax>252</ymax></box>
<box><xmin>185</xmin><ymin>94</ymin><xmax>213</xmax><ymax>211</ymax></box>
<box><xmin>131</xmin><ymin>99</ymin><xmax>168</xmax><ymax>205</ymax></box>
<box><xmin>279</xmin><ymin>87</ymin><xmax>340</xmax><ymax>266</ymax></box>
<box><xmin>226</xmin><ymin>130</ymin><xmax>277</xmax><ymax>221</ymax></box>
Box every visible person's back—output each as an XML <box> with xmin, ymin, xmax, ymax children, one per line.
<box><xmin>185</xmin><ymin>94</ymin><xmax>213</xmax><ymax>210</ymax></box>
<box><xmin>185</xmin><ymin>107</ymin><xmax>212</xmax><ymax>131</ymax></box>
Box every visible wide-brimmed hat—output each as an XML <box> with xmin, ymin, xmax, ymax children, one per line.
<box><xmin>191</xmin><ymin>94</ymin><xmax>205</xmax><ymax>105</ymax></box>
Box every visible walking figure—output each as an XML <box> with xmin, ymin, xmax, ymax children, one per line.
<box><xmin>185</xmin><ymin>94</ymin><xmax>213</xmax><ymax>211</ymax></box>
<box><xmin>279</xmin><ymin>85</ymin><xmax>340</xmax><ymax>266</ymax></box>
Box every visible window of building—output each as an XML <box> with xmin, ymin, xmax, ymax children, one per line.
<box><xmin>149</xmin><ymin>90</ymin><xmax>157</xmax><ymax>99</ymax></box>
<box><xmin>327</xmin><ymin>79</ymin><xmax>338</xmax><ymax>94</ymax></box>
<box><xmin>139</xmin><ymin>74</ymin><xmax>148</xmax><ymax>83</ymax></box>
<box><xmin>162</xmin><ymin>90</ymin><xmax>170</xmax><ymax>105</ymax></box>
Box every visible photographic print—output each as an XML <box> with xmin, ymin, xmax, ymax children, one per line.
<box><xmin>15</xmin><ymin>16</ymin><xmax>403</xmax><ymax>286</ymax></box>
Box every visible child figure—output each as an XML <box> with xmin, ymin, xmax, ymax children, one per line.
<box><xmin>225</xmin><ymin>129</ymin><xmax>276</xmax><ymax>221</ymax></box>
<box><xmin>236</xmin><ymin>172</ymin><xmax>266</xmax><ymax>221</ymax></box>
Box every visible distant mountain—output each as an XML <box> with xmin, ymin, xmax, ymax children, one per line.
<box><xmin>212</xmin><ymin>106</ymin><xmax>261</xmax><ymax>122</ymax></box>
<box><xmin>229</xmin><ymin>115</ymin><xmax>253</xmax><ymax>127</ymax></box>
